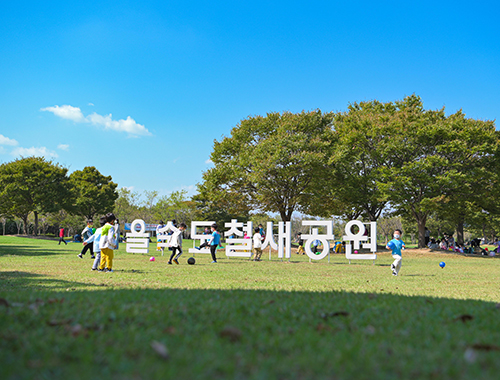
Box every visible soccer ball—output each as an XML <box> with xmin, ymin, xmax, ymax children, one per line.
<box><xmin>149</xmin><ymin>257</ymin><xmax>155</xmax><ymax>262</ymax></box>
<box><xmin>439</xmin><ymin>261</ymin><xmax>445</xmax><ymax>268</ymax></box>
<box><xmin>187</xmin><ymin>257</ymin><xmax>196</xmax><ymax>265</ymax></box>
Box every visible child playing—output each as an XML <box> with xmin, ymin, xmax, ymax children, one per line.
<box><xmin>251</xmin><ymin>227</ymin><xmax>263</xmax><ymax>261</ymax></box>
<box><xmin>98</xmin><ymin>213</ymin><xmax>118</xmax><ymax>273</ymax></box>
<box><xmin>156</xmin><ymin>220</ymin><xmax>166</xmax><ymax>254</ymax></box>
<box><xmin>168</xmin><ymin>223</ymin><xmax>187</xmax><ymax>265</ymax></box>
<box><xmin>296</xmin><ymin>232</ymin><xmax>305</xmax><ymax>255</ymax></box>
<box><xmin>195</xmin><ymin>223</ymin><xmax>221</xmax><ymax>263</ymax></box>
<box><xmin>84</xmin><ymin>216</ymin><xmax>106</xmax><ymax>271</ymax></box>
<box><xmin>78</xmin><ymin>219</ymin><xmax>95</xmax><ymax>259</ymax></box>
<box><xmin>209</xmin><ymin>223</ymin><xmax>220</xmax><ymax>263</ymax></box>
<box><xmin>386</xmin><ymin>229</ymin><xmax>405</xmax><ymax>276</ymax></box>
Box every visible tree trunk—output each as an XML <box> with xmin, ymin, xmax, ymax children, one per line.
<box><xmin>15</xmin><ymin>220</ymin><xmax>22</xmax><ymax>234</ymax></box>
<box><xmin>22</xmin><ymin>215</ymin><xmax>29</xmax><ymax>235</ymax></box>
<box><xmin>417</xmin><ymin>217</ymin><xmax>427</xmax><ymax>248</ymax></box>
<box><xmin>279</xmin><ymin>209</ymin><xmax>292</xmax><ymax>222</ymax></box>
<box><xmin>34</xmin><ymin>211</ymin><xmax>39</xmax><ymax>236</ymax></box>
<box><xmin>456</xmin><ymin>220</ymin><xmax>465</xmax><ymax>245</ymax></box>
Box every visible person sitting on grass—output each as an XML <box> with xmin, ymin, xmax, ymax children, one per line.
<box><xmin>84</xmin><ymin>216</ymin><xmax>106</xmax><ymax>271</ymax></box>
<box><xmin>439</xmin><ymin>238</ymin><xmax>447</xmax><ymax>250</ymax></box>
<box><xmin>168</xmin><ymin>223</ymin><xmax>187</xmax><ymax>265</ymax></box>
<box><xmin>386</xmin><ymin>229</ymin><xmax>405</xmax><ymax>277</ymax></box>
<box><xmin>428</xmin><ymin>238</ymin><xmax>439</xmax><ymax>250</ymax></box>
<box><xmin>492</xmin><ymin>238</ymin><xmax>500</xmax><ymax>255</ymax></box>
<box><xmin>98</xmin><ymin>213</ymin><xmax>118</xmax><ymax>273</ymax></box>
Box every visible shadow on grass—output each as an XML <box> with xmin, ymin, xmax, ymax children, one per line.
<box><xmin>0</xmin><ymin>286</ymin><xmax>499</xmax><ymax>380</ymax></box>
<box><xmin>0</xmin><ymin>243</ymin><xmax>77</xmax><ymax>257</ymax></box>
<box><xmin>0</xmin><ymin>271</ymin><xmax>94</xmax><ymax>290</ymax></box>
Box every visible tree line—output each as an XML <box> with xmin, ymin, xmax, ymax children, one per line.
<box><xmin>2</xmin><ymin>95</ymin><xmax>498</xmax><ymax>247</ymax></box>
<box><xmin>196</xmin><ymin>95</ymin><xmax>500</xmax><ymax>248</ymax></box>
<box><xmin>0</xmin><ymin>158</ymin><xmax>200</xmax><ymax>237</ymax></box>
<box><xmin>0</xmin><ymin>158</ymin><xmax>119</xmax><ymax>236</ymax></box>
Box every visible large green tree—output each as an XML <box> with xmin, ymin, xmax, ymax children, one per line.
<box><xmin>199</xmin><ymin>110</ymin><xmax>335</xmax><ymax>221</ymax></box>
<box><xmin>193</xmin><ymin>181</ymin><xmax>251</xmax><ymax>228</ymax></box>
<box><xmin>0</xmin><ymin>157</ymin><xmax>72</xmax><ymax>234</ymax></box>
<box><xmin>315</xmin><ymin>100</ymin><xmax>400</xmax><ymax>221</ymax></box>
<box><xmin>69</xmin><ymin>166</ymin><xmax>118</xmax><ymax>220</ymax></box>
<box><xmin>377</xmin><ymin>96</ymin><xmax>498</xmax><ymax>247</ymax></box>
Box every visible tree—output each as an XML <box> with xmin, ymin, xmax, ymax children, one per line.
<box><xmin>377</xmin><ymin>96</ymin><xmax>498</xmax><ymax>247</ymax></box>
<box><xmin>114</xmin><ymin>187</ymin><xmax>141</xmax><ymax>224</ymax></box>
<box><xmin>0</xmin><ymin>157</ymin><xmax>72</xmax><ymax>235</ymax></box>
<box><xmin>69</xmin><ymin>167</ymin><xmax>118</xmax><ymax>221</ymax></box>
<box><xmin>377</xmin><ymin>215</ymin><xmax>403</xmax><ymax>244</ymax></box>
<box><xmin>199</xmin><ymin>110</ymin><xmax>335</xmax><ymax>221</ymax></box>
<box><xmin>153</xmin><ymin>190</ymin><xmax>199</xmax><ymax>224</ymax></box>
<box><xmin>193</xmin><ymin>182</ymin><xmax>251</xmax><ymax>230</ymax></box>
<box><xmin>316</xmin><ymin>100</ymin><xmax>401</xmax><ymax>221</ymax></box>
<box><xmin>0</xmin><ymin>214</ymin><xmax>7</xmax><ymax>236</ymax></box>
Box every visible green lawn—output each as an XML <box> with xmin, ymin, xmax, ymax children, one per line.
<box><xmin>1</xmin><ymin>236</ymin><xmax>499</xmax><ymax>379</ymax></box>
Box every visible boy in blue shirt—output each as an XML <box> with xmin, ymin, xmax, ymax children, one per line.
<box><xmin>78</xmin><ymin>220</ymin><xmax>95</xmax><ymax>259</ymax></box>
<box><xmin>195</xmin><ymin>223</ymin><xmax>221</xmax><ymax>263</ymax></box>
<box><xmin>209</xmin><ymin>223</ymin><xmax>221</xmax><ymax>263</ymax></box>
<box><xmin>84</xmin><ymin>216</ymin><xmax>106</xmax><ymax>271</ymax></box>
<box><xmin>386</xmin><ymin>229</ymin><xmax>405</xmax><ymax>276</ymax></box>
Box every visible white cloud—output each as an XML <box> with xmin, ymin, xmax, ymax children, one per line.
<box><xmin>87</xmin><ymin>113</ymin><xmax>151</xmax><ymax>136</ymax></box>
<box><xmin>88</xmin><ymin>103</ymin><xmax>94</xmax><ymax>106</ymax></box>
<box><xmin>0</xmin><ymin>146</ymin><xmax>5</xmax><ymax>154</ymax></box>
<box><xmin>205</xmin><ymin>158</ymin><xmax>213</xmax><ymax>164</ymax></box>
<box><xmin>0</xmin><ymin>134</ymin><xmax>19</xmax><ymax>146</ymax></box>
<box><xmin>41</xmin><ymin>104</ymin><xmax>152</xmax><ymax>137</ymax></box>
<box><xmin>12</xmin><ymin>146</ymin><xmax>58</xmax><ymax>158</ymax></box>
<box><xmin>41</xmin><ymin>105</ymin><xmax>86</xmax><ymax>122</ymax></box>
<box><xmin>57</xmin><ymin>144</ymin><xmax>70</xmax><ymax>151</ymax></box>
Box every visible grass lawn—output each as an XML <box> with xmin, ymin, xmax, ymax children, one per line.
<box><xmin>1</xmin><ymin>236</ymin><xmax>499</xmax><ymax>380</ymax></box>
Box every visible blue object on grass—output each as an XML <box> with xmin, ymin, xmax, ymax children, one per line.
<box><xmin>439</xmin><ymin>261</ymin><xmax>446</xmax><ymax>268</ymax></box>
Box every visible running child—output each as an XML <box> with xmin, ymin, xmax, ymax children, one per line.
<box><xmin>195</xmin><ymin>223</ymin><xmax>221</xmax><ymax>263</ymax></box>
<box><xmin>78</xmin><ymin>219</ymin><xmax>95</xmax><ymax>259</ymax></box>
<box><xmin>168</xmin><ymin>223</ymin><xmax>187</xmax><ymax>265</ymax></box>
<box><xmin>386</xmin><ymin>229</ymin><xmax>405</xmax><ymax>276</ymax></box>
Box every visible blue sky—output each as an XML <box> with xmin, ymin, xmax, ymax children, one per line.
<box><xmin>1</xmin><ymin>1</ymin><xmax>499</xmax><ymax>199</ymax></box>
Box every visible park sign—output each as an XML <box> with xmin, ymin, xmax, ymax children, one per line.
<box><xmin>125</xmin><ymin>219</ymin><xmax>378</xmax><ymax>263</ymax></box>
